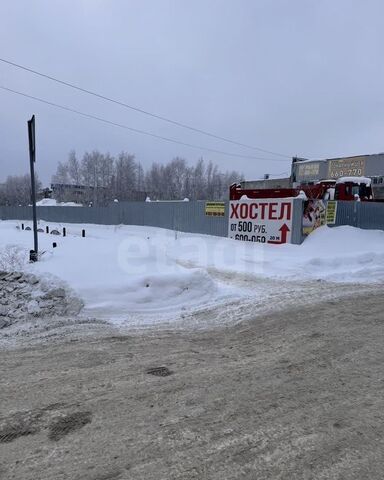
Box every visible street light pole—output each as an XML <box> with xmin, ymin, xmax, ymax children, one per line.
<box><xmin>28</xmin><ymin>115</ymin><xmax>38</xmax><ymax>262</ymax></box>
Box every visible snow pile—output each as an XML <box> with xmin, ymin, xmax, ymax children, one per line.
<box><xmin>0</xmin><ymin>245</ymin><xmax>26</xmax><ymax>271</ymax></box>
<box><xmin>36</xmin><ymin>199</ymin><xmax>81</xmax><ymax>207</ymax></box>
<box><xmin>289</xmin><ymin>226</ymin><xmax>384</xmax><ymax>282</ymax></box>
<box><xmin>175</xmin><ymin>225</ymin><xmax>384</xmax><ymax>284</ymax></box>
<box><xmin>0</xmin><ymin>271</ymin><xmax>83</xmax><ymax>329</ymax></box>
<box><xmin>297</xmin><ymin>190</ymin><xmax>308</xmax><ymax>200</ymax></box>
<box><xmin>336</xmin><ymin>176</ymin><xmax>371</xmax><ymax>186</ymax></box>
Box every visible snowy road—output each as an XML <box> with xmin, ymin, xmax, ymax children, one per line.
<box><xmin>1</xmin><ymin>290</ymin><xmax>384</xmax><ymax>479</ymax></box>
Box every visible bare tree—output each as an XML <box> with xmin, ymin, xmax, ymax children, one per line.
<box><xmin>145</xmin><ymin>162</ymin><xmax>162</xmax><ymax>200</ymax></box>
<box><xmin>49</xmin><ymin>150</ymin><xmax>243</xmax><ymax>204</ymax></box>
<box><xmin>191</xmin><ymin>158</ymin><xmax>206</xmax><ymax>199</ymax></box>
<box><xmin>136</xmin><ymin>162</ymin><xmax>145</xmax><ymax>192</ymax></box>
<box><xmin>162</xmin><ymin>157</ymin><xmax>188</xmax><ymax>199</ymax></box>
<box><xmin>67</xmin><ymin>150</ymin><xmax>81</xmax><ymax>185</ymax></box>
<box><xmin>79</xmin><ymin>151</ymin><xmax>114</xmax><ymax>205</ymax></box>
<box><xmin>52</xmin><ymin>161</ymin><xmax>69</xmax><ymax>184</ymax></box>
<box><xmin>2</xmin><ymin>174</ymin><xmax>41</xmax><ymax>206</ymax></box>
<box><xmin>221</xmin><ymin>170</ymin><xmax>243</xmax><ymax>199</ymax></box>
<box><xmin>113</xmin><ymin>152</ymin><xmax>137</xmax><ymax>201</ymax></box>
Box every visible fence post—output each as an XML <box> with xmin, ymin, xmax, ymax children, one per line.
<box><xmin>291</xmin><ymin>198</ymin><xmax>304</xmax><ymax>245</ymax></box>
<box><xmin>353</xmin><ymin>201</ymin><xmax>359</xmax><ymax>227</ymax></box>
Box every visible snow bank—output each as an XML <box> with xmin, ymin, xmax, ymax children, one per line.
<box><xmin>271</xmin><ymin>226</ymin><xmax>384</xmax><ymax>282</ymax></box>
<box><xmin>36</xmin><ymin>199</ymin><xmax>81</xmax><ymax>207</ymax></box>
<box><xmin>336</xmin><ymin>176</ymin><xmax>371</xmax><ymax>186</ymax></box>
<box><xmin>0</xmin><ymin>222</ymin><xmax>233</xmax><ymax>324</ymax></box>
<box><xmin>0</xmin><ymin>221</ymin><xmax>383</xmax><ymax>326</ymax></box>
<box><xmin>0</xmin><ymin>271</ymin><xmax>83</xmax><ymax>329</ymax></box>
<box><xmin>166</xmin><ymin>225</ymin><xmax>384</xmax><ymax>284</ymax></box>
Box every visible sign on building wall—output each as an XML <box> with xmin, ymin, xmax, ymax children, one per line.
<box><xmin>296</xmin><ymin>162</ymin><xmax>320</xmax><ymax>181</ymax></box>
<box><xmin>228</xmin><ymin>198</ymin><xmax>293</xmax><ymax>244</ymax></box>
<box><xmin>205</xmin><ymin>202</ymin><xmax>225</xmax><ymax>216</ymax></box>
<box><xmin>328</xmin><ymin>157</ymin><xmax>366</xmax><ymax>179</ymax></box>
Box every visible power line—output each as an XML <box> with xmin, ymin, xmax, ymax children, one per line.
<box><xmin>0</xmin><ymin>57</ymin><xmax>291</xmax><ymax>159</ymax></box>
<box><xmin>0</xmin><ymin>85</ymin><xmax>290</xmax><ymax>163</ymax></box>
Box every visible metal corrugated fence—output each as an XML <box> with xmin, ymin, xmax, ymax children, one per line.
<box><xmin>0</xmin><ymin>201</ymin><xmax>229</xmax><ymax>238</ymax></box>
<box><xmin>333</xmin><ymin>201</ymin><xmax>384</xmax><ymax>230</ymax></box>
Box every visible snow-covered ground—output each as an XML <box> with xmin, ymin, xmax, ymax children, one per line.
<box><xmin>1</xmin><ymin>220</ymin><xmax>383</xmax><ymax>328</ymax></box>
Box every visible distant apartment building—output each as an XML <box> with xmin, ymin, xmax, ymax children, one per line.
<box><xmin>51</xmin><ymin>183</ymin><xmax>107</xmax><ymax>205</ymax></box>
<box><xmin>291</xmin><ymin>153</ymin><xmax>384</xmax><ymax>199</ymax></box>
<box><xmin>51</xmin><ymin>183</ymin><xmax>148</xmax><ymax>205</ymax></box>
<box><xmin>241</xmin><ymin>153</ymin><xmax>384</xmax><ymax>199</ymax></box>
<box><xmin>291</xmin><ymin>153</ymin><xmax>384</xmax><ymax>183</ymax></box>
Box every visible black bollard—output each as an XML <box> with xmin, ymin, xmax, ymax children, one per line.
<box><xmin>52</xmin><ymin>242</ymin><xmax>57</xmax><ymax>248</ymax></box>
<box><xmin>46</xmin><ymin>226</ymin><xmax>49</xmax><ymax>234</ymax></box>
<box><xmin>82</xmin><ymin>229</ymin><xmax>85</xmax><ymax>238</ymax></box>
<box><xmin>63</xmin><ymin>227</ymin><xmax>66</xmax><ymax>237</ymax></box>
<box><xmin>21</xmin><ymin>223</ymin><xmax>24</xmax><ymax>230</ymax></box>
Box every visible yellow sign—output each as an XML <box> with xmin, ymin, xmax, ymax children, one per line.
<box><xmin>326</xmin><ymin>201</ymin><xmax>337</xmax><ymax>224</ymax></box>
<box><xmin>205</xmin><ymin>202</ymin><xmax>225</xmax><ymax>216</ymax></box>
<box><xmin>328</xmin><ymin>157</ymin><xmax>365</xmax><ymax>179</ymax></box>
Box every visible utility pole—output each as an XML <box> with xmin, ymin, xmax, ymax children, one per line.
<box><xmin>28</xmin><ymin>115</ymin><xmax>38</xmax><ymax>262</ymax></box>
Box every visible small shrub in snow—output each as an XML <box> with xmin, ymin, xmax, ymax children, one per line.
<box><xmin>0</xmin><ymin>245</ymin><xmax>27</xmax><ymax>271</ymax></box>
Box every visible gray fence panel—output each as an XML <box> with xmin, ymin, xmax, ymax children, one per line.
<box><xmin>332</xmin><ymin>201</ymin><xmax>384</xmax><ymax>230</ymax></box>
<box><xmin>117</xmin><ymin>202</ymin><xmax>145</xmax><ymax>226</ymax></box>
<box><xmin>174</xmin><ymin>201</ymin><xmax>229</xmax><ymax>237</ymax></box>
<box><xmin>143</xmin><ymin>202</ymin><xmax>177</xmax><ymax>230</ymax></box>
<box><xmin>0</xmin><ymin>205</ymin><xmax>120</xmax><ymax>225</ymax></box>
<box><xmin>46</xmin><ymin>206</ymin><xmax>119</xmax><ymax>225</ymax></box>
<box><xmin>0</xmin><ymin>202</ymin><xmax>230</xmax><ymax>237</ymax></box>
<box><xmin>0</xmin><ymin>206</ymin><xmax>31</xmax><ymax>221</ymax></box>
<box><xmin>333</xmin><ymin>201</ymin><xmax>358</xmax><ymax>227</ymax></box>
<box><xmin>330</xmin><ymin>201</ymin><xmax>384</xmax><ymax>231</ymax></box>
<box><xmin>291</xmin><ymin>199</ymin><xmax>305</xmax><ymax>245</ymax></box>
<box><xmin>356</xmin><ymin>202</ymin><xmax>384</xmax><ymax>230</ymax></box>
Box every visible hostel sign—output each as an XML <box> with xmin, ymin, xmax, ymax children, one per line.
<box><xmin>228</xmin><ymin>198</ymin><xmax>293</xmax><ymax>244</ymax></box>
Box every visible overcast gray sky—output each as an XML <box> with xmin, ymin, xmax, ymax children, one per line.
<box><xmin>1</xmin><ymin>0</ymin><xmax>383</xmax><ymax>185</ymax></box>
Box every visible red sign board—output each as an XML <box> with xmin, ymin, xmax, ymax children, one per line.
<box><xmin>228</xmin><ymin>198</ymin><xmax>293</xmax><ymax>244</ymax></box>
